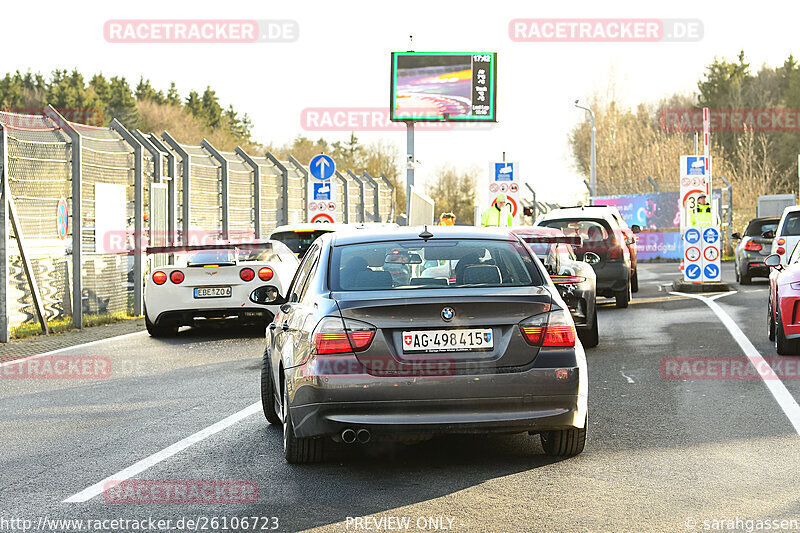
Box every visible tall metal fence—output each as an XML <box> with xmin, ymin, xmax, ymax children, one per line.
<box><xmin>0</xmin><ymin>107</ymin><xmax>396</xmax><ymax>340</ymax></box>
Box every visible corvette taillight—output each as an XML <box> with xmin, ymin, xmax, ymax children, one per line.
<box><xmin>152</xmin><ymin>271</ymin><xmax>167</xmax><ymax>285</ymax></box>
<box><xmin>169</xmin><ymin>270</ymin><xmax>184</xmax><ymax>284</ymax></box>
<box><xmin>520</xmin><ymin>309</ymin><xmax>576</xmax><ymax>348</ymax></box>
<box><xmin>239</xmin><ymin>267</ymin><xmax>255</xmax><ymax>281</ymax></box>
<box><xmin>312</xmin><ymin>317</ymin><xmax>375</xmax><ymax>355</ymax></box>
<box><xmin>258</xmin><ymin>267</ymin><xmax>274</xmax><ymax>281</ymax></box>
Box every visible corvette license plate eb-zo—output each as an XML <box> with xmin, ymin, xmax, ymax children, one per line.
<box><xmin>193</xmin><ymin>286</ymin><xmax>232</xmax><ymax>298</ymax></box>
<box><xmin>402</xmin><ymin>328</ymin><xmax>493</xmax><ymax>353</ymax></box>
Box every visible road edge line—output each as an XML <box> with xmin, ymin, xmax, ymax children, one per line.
<box><xmin>62</xmin><ymin>401</ymin><xmax>262</xmax><ymax>503</ymax></box>
<box><xmin>0</xmin><ymin>330</ymin><xmax>147</xmax><ymax>369</ymax></box>
<box><xmin>671</xmin><ymin>291</ymin><xmax>800</xmax><ymax>435</ymax></box>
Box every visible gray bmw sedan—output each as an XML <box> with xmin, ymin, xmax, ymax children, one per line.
<box><xmin>253</xmin><ymin>226</ymin><xmax>588</xmax><ymax>463</ymax></box>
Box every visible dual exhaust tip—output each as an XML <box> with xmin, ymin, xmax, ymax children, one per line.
<box><xmin>341</xmin><ymin>428</ymin><xmax>370</xmax><ymax>444</ymax></box>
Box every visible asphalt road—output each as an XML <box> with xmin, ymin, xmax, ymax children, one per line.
<box><xmin>1</xmin><ymin>262</ymin><xmax>799</xmax><ymax>533</ymax></box>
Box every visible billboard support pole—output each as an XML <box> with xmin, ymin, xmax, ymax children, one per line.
<box><xmin>405</xmin><ymin>121</ymin><xmax>414</xmax><ymax>224</ymax></box>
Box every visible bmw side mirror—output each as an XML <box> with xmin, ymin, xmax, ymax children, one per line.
<box><xmin>731</xmin><ymin>232</ymin><xmax>741</xmax><ymax>240</ymax></box>
<box><xmin>249</xmin><ymin>285</ymin><xmax>286</xmax><ymax>305</ymax></box>
<box><xmin>630</xmin><ymin>224</ymin><xmax>641</xmax><ymax>234</ymax></box>
<box><xmin>764</xmin><ymin>254</ymin><xmax>782</xmax><ymax>269</ymax></box>
<box><xmin>583</xmin><ymin>252</ymin><xmax>600</xmax><ymax>265</ymax></box>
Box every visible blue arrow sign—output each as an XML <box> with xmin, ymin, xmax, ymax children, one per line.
<box><xmin>310</xmin><ymin>154</ymin><xmax>335</xmax><ymax>181</ymax></box>
<box><xmin>685</xmin><ymin>264</ymin><xmax>701</xmax><ymax>280</ymax></box>
<box><xmin>704</xmin><ymin>263</ymin><xmax>720</xmax><ymax>279</ymax></box>
<box><xmin>684</xmin><ymin>228</ymin><xmax>700</xmax><ymax>244</ymax></box>
<box><xmin>703</xmin><ymin>228</ymin><xmax>719</xmax><ymax>244</ymax></box>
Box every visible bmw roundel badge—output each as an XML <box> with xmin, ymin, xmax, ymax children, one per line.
<box><xmin>441</xmin><ymin>306</ymin><xmax>455</xmax><ymax>321</ymax></box>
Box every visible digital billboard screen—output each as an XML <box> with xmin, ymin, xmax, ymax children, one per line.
<box><xmin>390</xmin><ymin>52</ymin><xmax>497</xmax><ymax>122</ymax></box>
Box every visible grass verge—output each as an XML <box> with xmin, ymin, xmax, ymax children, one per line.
<box><xmin>11</xmin><ymin>311</ymin><xmax>137</xmax><ymax>339</ymax></box>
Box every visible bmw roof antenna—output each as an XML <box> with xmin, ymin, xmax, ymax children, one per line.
<box><xmin>419</xmin><ymin>225</ymin><xmax>433</xmax><ymax>240</ymax></box>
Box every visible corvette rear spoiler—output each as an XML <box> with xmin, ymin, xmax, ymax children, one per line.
<box><xmin>519</xmin><ymin>235</ymin><xmax>582</xmax><ymax>246</ymax></box>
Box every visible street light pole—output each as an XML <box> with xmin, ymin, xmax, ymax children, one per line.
<box><xmin>574</xmin><ymin>100</ymin><xmax>596</xmax><ymax>199</ymax></box>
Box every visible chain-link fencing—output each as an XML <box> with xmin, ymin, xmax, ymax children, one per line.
<box><xmin>0</xmin><ymin>107</ymin><xmax>397</xmax><ymax>340</ymax></box>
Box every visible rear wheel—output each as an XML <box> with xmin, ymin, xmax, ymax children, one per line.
<box><xmin>615</xmin><ymin>280</ymin><xmax>631</xmax><ymax>308</ymax></box>
<box><xmin>578</xmin><ymin>311</ymin><xmax>599</xmax><ymax>348</ymax></box>
<box><xmin>260</xmin><ymin>346</ymin><xmax>280</xmax><ymax>425</ymax></box>
<box><xmin>145</xmin><ymin>309</ymin><xmax>177</xmax><ymax>337</ymax></box>
<box><xmin>630</xmin><ymin>270</ymin><xmax>639</xmax><ymax>293</ymax></box>
<box><xmin>775</xmin><ymin>305</ymin><xmax>800</xmax><ymax>355</ymax></box>
<box><xmin>541</xmin><ymin>415</ymin><xmax>587</xmax><ymax>457</ymax></box>
<box><xmin>740</xmin><ymin>266</ymin><xmax>751</xmax><ymax>285</ymax></box>
<box><xmin>283</xmin><ymin>380</ymin><xmax>324</xmax><ymax>464</ymax></box>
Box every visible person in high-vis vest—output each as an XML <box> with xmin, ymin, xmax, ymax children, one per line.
<box><xmin>690</xmin><ymin>194</ymin><xmax>713</xmax><ymax>227</ymax></box>
<box><xmin>481</xmin><ymin>194</ymin><xmax>513</xmax><ymax>227</ymax></box>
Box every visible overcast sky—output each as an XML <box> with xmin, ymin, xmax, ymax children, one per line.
<box><xmin>4</xmin><ymin>0</ymin><xmax>797</xmax><ymax>205</ymax></box>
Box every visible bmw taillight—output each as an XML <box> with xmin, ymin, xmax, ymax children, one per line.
<box><xmin>169</xmin><ymin>270</ymin><xmax>184</xmax><ymax>284</ymax></box>
<box><xmin>239</xmin><ymin>267</ymin><xmax>255</xmax><ymax>281</ymax></box>
<box><xmin>777</xmin><ymin>247</ymin><xmax>786</xmax><ymax>255</ymax></box>
<box><xmin>744</xmin><ymin>241</ymin><xmax>762</xmax><ymax>252</ymax></box>
<box><xmin>152</xmin><ymin>271</ymin><xmax>167</xmax><ymax>285</ymax></box>
<box><xmin>519</xmin><ymin>309</ymin><xmax>576</xmax><ymax>348</ymax></box>
<box><xmin>312</xmin><ymin>317</ymin><xmax>375</xmax><ymax>355</ymax></box>
<box><xmin>258</xmin><ymin>267</ymin><xmax>274</xmax><ymax>281</ymax></box>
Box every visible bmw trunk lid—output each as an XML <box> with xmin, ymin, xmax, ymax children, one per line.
<box><xmin>334</xmin><ymin>286</ymin><xmax>552</xmax><ymax>373</ymax></box>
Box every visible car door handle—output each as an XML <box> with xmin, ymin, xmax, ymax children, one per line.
<box><xmin>268</xmin><ymin>323</ymin><xmax>277</xmax><ymax>330</ymax></box>
<box><xmin>281</xmin><ymin>323</ymin><xmax>290</xmax><ymax>331</ymax></box>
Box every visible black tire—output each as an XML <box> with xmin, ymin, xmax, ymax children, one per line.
<box><xmin>145</xmin><ymin>310</ymin><xmax>177</xmax><ymax>337</ymax></box>
<box><xmin>614</xmin><ymin>280</ymin><xmax>631</xmax><ymax>308</ymax></box>
<box><xmin>260</xmin><ymin>346</ymin><xmax>281</xmax><ymax>425</ymax></box>
<box><xmin>630</xmin><ymin>270</ymin><xmax>639</xmax><ymax>293</ymax></box>
<box><xmin>768</xmin><ymin>299</ymin><xmax>776</xmax><ymax>342</ymax></box>
<box><xmin>541</xmin><ymin>415</ymin><xmax>587</xmax><ymax>457</ymax></box>
<box><xmin>740</xmin><ymin>269</ymin><xmax>751</xmax><ymax>285</ymax></box>
<box><xmin>775</xmin><ymin>305</ymin><xmax>800</xmax><ymax>355</ymax></box>
<box><xmin>578</xmin><ymin>311</ymin><xmax>599</xmax><ymax>348</ymax></box>
<box><xmin>283</xmin><ymin>380</ymin><xmax>324</xmax><ymax>464</ymax></box>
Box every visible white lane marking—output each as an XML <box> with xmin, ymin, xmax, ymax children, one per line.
<box><xmin>620</xmin><ymin>370</ymin><xmax>635</xmax><ymax>384</ymax></box>
<box><xmin>672</xmin><ymin>291</ymin><xmax>800</xmax><ymax>435</ymax></box>
<box><xmin>63</xmin><ymin>401</ymin><xmax>262</xmax><ymax>503</ymax></box>
<box><xmin>0</xmin><ymin>330</ymin><xmax>147</xmax><ymax>369</ymax></box>
<box><xmin>708</xmin><ymin>291</ymin><xmax>736</xmax><ymax>301</ymax></box>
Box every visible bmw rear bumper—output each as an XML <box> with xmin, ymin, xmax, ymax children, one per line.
<box><xmin>285</xmin><ymin>351</ymin><xmax>588</xmax><ymax>439</ymax></box>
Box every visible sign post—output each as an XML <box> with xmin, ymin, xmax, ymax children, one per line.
<box><xmin>680</xmin><ymin>107</ymin><xmax>720</xmax><ymax>283</ymax></box>
<box><xmin>488</xmin><ymin>160</ymin><xmax>520</xmax><ymax>224</ymax></box>
<box><xmin>308</xmin><ymin>154</ymin><xmax>337</xmax><ymax>224</ymax></box>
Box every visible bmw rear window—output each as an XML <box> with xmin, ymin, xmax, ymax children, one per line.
<box><xmin>329</xmin><ymin>239</ymin><xmax>544</xmax><ymax>291</ymax></box>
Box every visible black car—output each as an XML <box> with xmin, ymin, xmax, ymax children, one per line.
<box><xmin>252</xmin><ymin>226</ymin><xmax>588</xmax><ymax>463</ymax></box>
<box><xmin>511</xmin><ymin>227</ymin><xmax>598</xmax><ymax>348</ymax></box>
<box><xmin>732</xmin><ymin>217</ymin><xmax>779</xmax><ymax>284</ymax></box>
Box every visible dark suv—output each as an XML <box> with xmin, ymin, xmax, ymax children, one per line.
<box><xmin>537</xmin><ymin>207</ymin><xmax>633</xmax><ymax>308</ymax></box>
